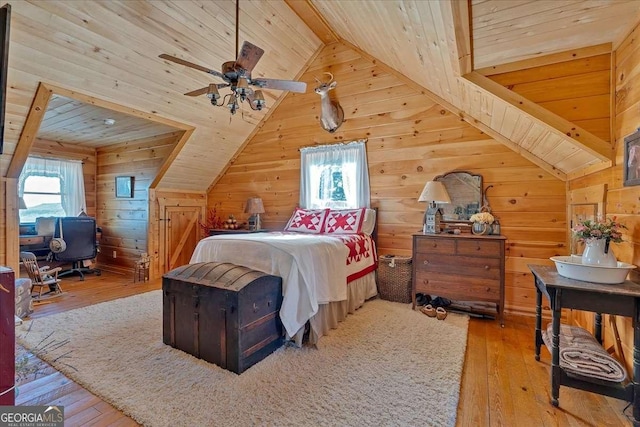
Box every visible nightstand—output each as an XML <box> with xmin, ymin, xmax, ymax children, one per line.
<box><xmin>208</xmin><ymin>229</ymin><xmax>267</xmax><ymax>236</ymax></box>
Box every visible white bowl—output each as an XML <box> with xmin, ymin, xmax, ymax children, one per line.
<box><xmin>550</xmin><ymin>255</ymin><xmax>637</xmax><ymax>284</ymax></box>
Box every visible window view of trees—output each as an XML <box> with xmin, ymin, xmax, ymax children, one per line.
<box><xmin>318</xmin><ymin>167</ymin><xmax>346</xmax><ymax>204</ymax></box>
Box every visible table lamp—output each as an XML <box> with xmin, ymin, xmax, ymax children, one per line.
<box><xmin>418</xmin><ymin>181</ymin><xmax>451</xmax><ymax>233</ymax></box>
<box><xmin>245</xmin><ymin>197</ymin><xmax>265</xmax><ymax>231</ymax></box>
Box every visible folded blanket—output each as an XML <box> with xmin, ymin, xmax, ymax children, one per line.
<box><xmin>542</xmin><ymin>323</ymin><xmax>627</xmax><ymax>383</ymax></box>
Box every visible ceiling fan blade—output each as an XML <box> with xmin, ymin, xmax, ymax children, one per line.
<box><xmin>251</xmin><ymin>78</ymin><xmax>307</xmax><ymax>93</ymax></box>
<box><xmin>184</xmin><ymin>83</ymin><xmax>230</xmax><ymax>97</ymax></box>
<box><xmin>183</xmin><ymin>87</ymin><xmax>209</xmax><ymax>97</ymax></box>
<box><xmin>159</xmin><ymin>54</ymin><xmax>227</xmax><ymax>80</ymax></box>
<box><xmin>236</xmin><ymin>41</ymin><xmax>264</xmax><ymax>73</ymax></box>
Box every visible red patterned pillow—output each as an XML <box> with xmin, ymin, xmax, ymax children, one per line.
<box><xmin>323</xmin><ymin>208</ymin><xmax>366</xmax><ymax>234</ymax></box>
<box><xmin>284</xmin><ymin>208</ymin><xmax>330</xmax><ymax>234</ymax></box>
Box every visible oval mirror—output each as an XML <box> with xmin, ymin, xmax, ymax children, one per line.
<box><xmin>434</xmin><ymin>171</ymin><xmax>483</xmax><ymax>222</ymax></box>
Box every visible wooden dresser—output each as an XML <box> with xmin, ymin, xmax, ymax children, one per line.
<box><xmin>412</xmin><ymin>233</ymin><xmax>506</xmax><ymax>325</ymax></box>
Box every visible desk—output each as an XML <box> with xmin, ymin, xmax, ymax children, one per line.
<box><xmin>19</xmin><ymin>235</ymin><xmax>44</xmax><ymax>246</ymax></box>
<box><xmin>529</xmin><ymin>264</ymin><xmax>640</xmax><ymax>426</ymax></box>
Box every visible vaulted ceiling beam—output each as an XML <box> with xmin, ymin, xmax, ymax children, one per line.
<box><xmin>6</xmin><ymin>83</ymin><xmax>52</xmax><ymax>178</ymax></box>
<box><xmin>464</xmin><ymin>71</ymin><xmax>614</xmax><ymax>162</ymax></box>
<box><xmin>284</xmin><ymin>0</ymin><xmax>338</xmax><ymax>44</ymax></box>
<box><xmin>449</xmin><ymin>0</ymin><xmax>473</xmax><ymax>75</ymax></box>
<box><xmin>432</xmin><ymin>0</ymin><xmax>613</xmax><ymax>178</ymax></box>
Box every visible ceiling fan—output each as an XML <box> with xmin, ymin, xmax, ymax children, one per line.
<box><xmin>159</xmin><ymin>0</ymin><xmax>306</xmax><ymax>115</ymax></box>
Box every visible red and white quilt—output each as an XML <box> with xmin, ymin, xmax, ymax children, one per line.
<box><xmin>333</xmin><ymin>234</ymin><xmax>378</xmax><ymax>282</ymax></box>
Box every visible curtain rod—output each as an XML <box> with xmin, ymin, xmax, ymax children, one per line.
<box><xmin>298</xmin><ymin>138</ymin><xmax>367</xmax><ymax>152</ymax></box>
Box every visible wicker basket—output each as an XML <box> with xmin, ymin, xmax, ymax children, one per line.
<box><xmin>377</xmin><ymin>255</ymin><xmax>412</xmax><ymax>303</ymax></box>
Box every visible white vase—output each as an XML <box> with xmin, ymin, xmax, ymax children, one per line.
<box><xmin>582</xmin><ymin>238</ymin><xmax>617</xmax><ymax>267</ymax></box>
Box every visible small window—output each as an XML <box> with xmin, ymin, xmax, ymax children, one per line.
<box><xmin>18</xmin><ymin>156</ymin><xmax>87</xmax><ymax>223</ymax></box>
<box><xmin>20</xmin><ymin>175</ymin><xmax>66</xmax><ymax>222</ymax></box>
<box><xmin>300</xmin><ymin>140</ymin><xmax>370</xmax><ymax>209</ymax></box>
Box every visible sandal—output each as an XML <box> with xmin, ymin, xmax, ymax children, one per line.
<box><xmin>436</xmin><ymin>307</ymin><xmax>447</xmax><ymax>320</ymax></box>
<box><xmin>420</xmin><ymin>304</ymin><xmax>436</xmax><ymax>317</ymax></box>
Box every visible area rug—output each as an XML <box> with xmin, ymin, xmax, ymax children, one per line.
<box><xmin>17</xmin><ymin>291</ymin><xmax>469</xmax><ymax>427</ymax></box>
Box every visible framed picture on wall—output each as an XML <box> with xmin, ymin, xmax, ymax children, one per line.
<box><xmin>115</xmin><ymin>176</ymin><xmax>134</xmax><ymax>198</ymax></box>
<box><xmin>624</xmin><ymin>129</ymin><xmax>640</xmax><ymax>187</ymax></box>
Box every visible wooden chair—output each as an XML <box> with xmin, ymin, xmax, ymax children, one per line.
<box><xmin>19</xmin><ymin>251</ymin><xmax>63</xmax><ymax>300</ymax></box>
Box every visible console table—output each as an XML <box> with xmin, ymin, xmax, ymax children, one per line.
<box><xmin>529</xmin><ymin>264</ymin><xmax>640</xmax><ymax>426</ymax></box>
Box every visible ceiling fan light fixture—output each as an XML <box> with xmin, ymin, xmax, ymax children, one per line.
<box><xmin>228</xmin><ymin>97</ymin><xmax>239</xmax><ymax>115</ymax></box>
<box><xmin>206</xmin><ymin>84</ymin><xmax>220</xmax><ymax>101</ymax></box>
<box><xmin>236</xmin><ymin>77</ymin><xmax>252</xmax><ymax>101</ymax></box>
<box><xmin>252</xmin><ymin>90</ymin><xmax>265</xmax><ymax>110</ymax></box>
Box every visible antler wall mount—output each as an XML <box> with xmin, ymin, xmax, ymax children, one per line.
<box><xmin>314</xmin><ymin>72</ymin><xmax>344</xmax><ymax>133</ymax></box>
<box><xmin>159</xmin><ymin>0</ymin><xmax>306</xmax><ymax>116</ymax></box>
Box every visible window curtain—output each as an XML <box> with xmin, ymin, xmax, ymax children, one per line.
<box><xmin>18</xmin><ymin>156</ymin><xmax>86</xmax><ymax>216</ymax></box>
<box><xmin>300</xmin><ymin>140</ymin><xmax>370</xmax><ymax>209</ymax></box>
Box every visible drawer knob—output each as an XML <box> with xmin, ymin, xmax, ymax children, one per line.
<box><xmin>423</xmin><ymin>260</ymin><xmax>430</xmax><ymax>265</ymax></box>
<box><xmin>423</xmin><ymin>279</ymin><xmax>429</xmax><ymax>285</ymax></box>
<box><xmin>432</xmin><ymin>243</ymin><xmax>437</xmax><ymax>248</ymax></box>
<box><xmin>484</xmin><ymin>265</ymin><xmax>490</xmax><ymax>270</ymax></box>
<box><xmin>486</xmin><ymin>287</ymin><xmax>491</xmax><ymax>292</ymax></box>
<box><xmin>476</xmin><ymin>246</ymin><xmax>481</xmax><ymax>251</ymax></box>
<box><xmin>253</xmin><ymin>303</ymin><xmax>259</xmax><ymax>312</ymax></box>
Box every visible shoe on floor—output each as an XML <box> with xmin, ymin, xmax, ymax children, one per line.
<box><xmin>420</xmin><ymin>304</ymin><xmax>437</xmax><ymax>317</ymax></box>
<box><xmin>416</xmin><ymin>293</ymin><xmax>431</xmax><ymax>306</ymax></box>
<box><xmin>436</xmin><ymin>307</ymin><xmax>447</xmax><ymax>320</ymax></box>
<box><xmin>431</xmin><ymin>296</ymin><xmax>452</xmax><ymax>308</ymax></box>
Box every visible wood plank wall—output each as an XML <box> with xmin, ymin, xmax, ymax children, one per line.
<box><xmin>567</xmin><ymin>23</ymin><xmax>640</xmax><ymax>375</ymax></box>
<box><xmin>96</xmin><ymin>132</ymin><xmax>180</xmax><ymax>271</ymax></box>
<box><xmin>208</xmin><ymin>42</ymin><xmax>568</xmax><ymax>316</ymax></box>
<box><xmin>486</xmin><ymin>54</ymin><xmax>612</xmax><ymax>143</ymax></box>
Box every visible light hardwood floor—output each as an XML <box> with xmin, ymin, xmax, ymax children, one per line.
<box><xmin>14</xmin><ymin>270</ymin><xmax>633</xmax><ymax>426</ymax></box>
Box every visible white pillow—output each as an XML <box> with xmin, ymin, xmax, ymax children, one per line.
<box><xmin>35</xmin><ymin>217</ymin><xmax>56</xmax><ymax>236</ymax></box>
<box><xmin>284</xmin><ymin>208</ymin><xmax>330</xmax><ymax>234</ymax></box>
<box><xmin>361</xmin><ymin>208</ymin><xmax>376</xmax><ymax>236</ymax></box>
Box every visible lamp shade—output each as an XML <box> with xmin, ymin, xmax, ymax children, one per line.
<box><xmin>418</xmin><ymin>181</ymin><xmax>451</xmax><ymax>204</ymax></box>
<box><xmin>245</xmin><ymin>197</ymin><xmax>265</xmax><ymax>214</ymax></box>
<box><xmin>18</xmin><ymin>197</ymin><xmax>27</xmax><ymax>210</ymax></box>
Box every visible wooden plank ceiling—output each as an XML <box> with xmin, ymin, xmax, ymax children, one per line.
<box><xmin>37</xmin><ymin>95</ymin><xmax>179</xmax><ymax>147</ymax></box>
<box><xmin>5</xmin><ymin>1</ymin><xmax>639</xmax><ymax>189</ymax></box>
<box><xmin>309</xmin><ymin>0</ymin><xmax>640</xmax><ymax>180</ymax></box>
<box><xmin>1</xmin><ymin>0</ymin><xmax>321</xmax><ymax>190</ymax></box>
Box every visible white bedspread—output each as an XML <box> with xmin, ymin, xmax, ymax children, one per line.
<box><xmin>190</xmin><ymin>232</ymin><xmax>348</xmax><ymax>337</ymax></box>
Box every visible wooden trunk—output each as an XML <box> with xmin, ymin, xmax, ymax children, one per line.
<box><xmin>162</xmin><ymin>262</ymin><xmax>284</xmax><ymax>374</ymax></box>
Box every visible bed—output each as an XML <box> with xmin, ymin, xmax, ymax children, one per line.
<box><xmin>189</xmin><ymin>207</ymin><xmax>378</xmax><ymax>345</ymax></box>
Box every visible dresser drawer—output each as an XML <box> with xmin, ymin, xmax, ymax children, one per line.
<box><xmin>414</xmin><ymin>254</ymin><xmax>500</xmax><ymax>280</ymax></box>
<box><xmin>456</xmin><ymin>239</ymin><xmax>502</xmax><ymax>257</ymax></box>
<box><xmin>414</xmin><ymin>238</ymin><xmax>455</xmax><ymax>255</ymax></box>
<box><xmin>414</xmin><ymin>271</ymin><xmax>499</xmax><ymax>302</ymax></box>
